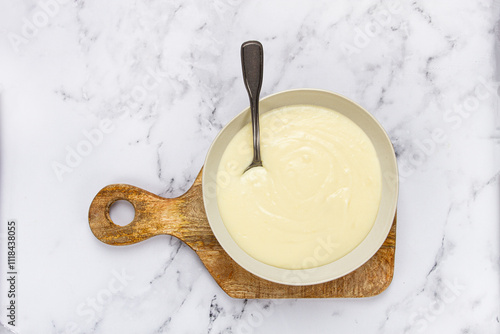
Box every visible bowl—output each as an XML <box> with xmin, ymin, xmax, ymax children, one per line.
<box><xmin>203</xmin><ymin>88</ymin><xmax>398</xmax><ymax>285</ymax></box>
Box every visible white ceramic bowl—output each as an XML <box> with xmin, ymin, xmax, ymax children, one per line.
<box><xmin>203</xmin><ymin>89</ymin><xmax>398</xmax><ymax>285</ymax></box>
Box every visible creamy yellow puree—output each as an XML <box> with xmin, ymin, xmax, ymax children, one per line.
<box><xmin>216</xmin><ymin>105</ymin><xmax>381</xmax><ymax>269</ymax></box>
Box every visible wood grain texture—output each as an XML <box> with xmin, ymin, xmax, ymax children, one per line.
<box><xmin>89</xmin><ymin>169</ymin><xmax>396</xmax><ymax>298</ymax></box>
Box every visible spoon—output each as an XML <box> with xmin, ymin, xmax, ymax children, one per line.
<box><xmin>241</xmin><ymin>40</ymin><xmax>264</xmax><ymax>172</ymax></box>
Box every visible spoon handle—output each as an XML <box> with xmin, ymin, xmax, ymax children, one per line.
<box><xmin>241</xmin><ymin>40</ymin><xmax>264</xmax><ymax>167</ymax></box>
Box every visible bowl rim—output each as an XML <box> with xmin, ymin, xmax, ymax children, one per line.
<box><xmin>202</xmin><ymin>88</ymin><xmax>399</xmax><ymax>286</ymax></box>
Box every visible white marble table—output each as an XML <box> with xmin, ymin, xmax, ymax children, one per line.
<box><xmin>1</xmin><ymin>0</ymin><xmax>499</xmax><ymax>333</ymax></box>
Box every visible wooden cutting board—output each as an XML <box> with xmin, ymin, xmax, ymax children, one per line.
<box><xmin>89</xmin><ymin>169</ymin><xmax>396</xmax><ymax>298</ymax></box>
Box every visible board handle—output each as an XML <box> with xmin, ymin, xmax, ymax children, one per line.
<box><xmin>88</xmin><ymin>184</ymin><xmax>184</xmax><ymax>246</ymax></box>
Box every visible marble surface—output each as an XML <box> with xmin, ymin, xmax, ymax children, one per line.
<box><xmin>0</xmin><ymin>0</ymin><xmax>499</xmax><ymax>333</ymax></box>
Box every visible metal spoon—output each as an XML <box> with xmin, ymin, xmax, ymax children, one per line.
<box><xmin>241</xmin><ymin>40</ymin><xmax>264</xmax><ymax>173</ymax></box>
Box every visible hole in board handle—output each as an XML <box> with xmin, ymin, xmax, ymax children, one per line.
<box><xmin>109</xmin><ymin>200</ymin><xmax>136</xmax><ymax>226</ymax></box>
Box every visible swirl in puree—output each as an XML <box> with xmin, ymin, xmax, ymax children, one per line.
<box><xmin>216</xmin><ymin>105</ymin><xmax>381</xmax><ymax>269</ymax></box>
